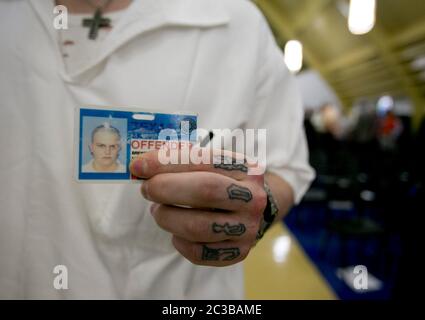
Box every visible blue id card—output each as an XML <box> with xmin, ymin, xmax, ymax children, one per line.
<box><xmin>75</xmin><ymin>106</ymin><xmax>197</xmax><ymax>182</ymax></box>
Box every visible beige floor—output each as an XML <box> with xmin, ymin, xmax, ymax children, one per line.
<box><xmin>244</xmin><ymin>222</ymin><xmax>337</xmax><ymax>300</ymax></box>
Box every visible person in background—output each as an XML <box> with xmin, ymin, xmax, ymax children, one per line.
<box><xmin>377</xmin><ymin>110</ymin><xmax>403</xmax><ymax>151</ymax></box>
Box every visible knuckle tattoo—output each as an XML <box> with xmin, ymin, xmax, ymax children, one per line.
<box><xmin>201</xmin><ymin>245</ymin><xmax>241</xmax><ymax>261</ymax></box>
<box><xmin>226</xmin><ymin>184</ymin><xmax>252</xmax><ymax>203</ymax></box>
<box><xmin>212</xmin><ymin>222</ymin><xmax>246</xmax><ymax>237</ymax></box>
<box><xmin>213</xmin><ymin>155</ymin><xmax>248</xmax><ymax>173</ymax></box>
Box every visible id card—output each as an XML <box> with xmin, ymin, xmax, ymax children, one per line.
<box><xmin>75</xmin><ymin>106</ymin><xmax>197</xmax><ymax>182</ymax></box>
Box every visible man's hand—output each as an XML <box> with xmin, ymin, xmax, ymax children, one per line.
<box><xmin>129</xmin><ymin>149</ymin><xmax>268</xmax><ymax>267</ymax></box>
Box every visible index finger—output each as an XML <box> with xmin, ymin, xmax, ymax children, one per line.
<box><xmin>129</xmin><ymin>147</ymin><xmax>258</xmax><ymax>181</ymax></box>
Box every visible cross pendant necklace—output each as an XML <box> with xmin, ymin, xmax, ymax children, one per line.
<box><xmin>82</xmin><ymin>0</ymin><xmax>113</xmax><ymax>40</ymax></box>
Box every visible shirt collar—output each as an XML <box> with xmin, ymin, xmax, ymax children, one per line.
<box><xmin>29</xmin><ymin>0</ymin><xmax>230</xmax><ymax>80</ymax></box>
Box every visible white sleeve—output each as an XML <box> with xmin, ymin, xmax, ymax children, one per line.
<box><xmin>245</xmin><ymin>15</ymin><xmax>316</xmax><ymax>204</ymax></box>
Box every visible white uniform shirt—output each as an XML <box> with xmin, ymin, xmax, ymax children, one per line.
<box><xmin>0</xmin><ymin>0</ymin><xmax>315</xmax><ymax>299</ymax></box>
<box><xmin>82</xmin><ymin>159</ymin><xmax>126</xmax><ymax>173</ymax></box>
<box><xmin>58</xmin><ymin>9</ymin><xmax>124</xmax><ymax>74</ymax></box>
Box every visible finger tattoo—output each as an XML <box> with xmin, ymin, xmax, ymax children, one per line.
<box><xmin>227</xmin><ymin>184</ymin><xmax>252</xmax><ymax>202</ymax></box>
<box><xmin>202</xmin><ymin>245</ymin><xmax>241</xmax><ymax>261</ymax></box>
<box><xmin>213</xmin><ymin>155</ymin><xmax>248</xmax><ymax>173</ymax></box>
<box><xmin>212</xmin><ymin>222</ymin><xmax>246</xmax><ymax>236</ymax></box>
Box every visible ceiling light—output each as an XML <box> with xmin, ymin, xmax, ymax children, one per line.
<box><xmin>348</xmin><ymin>0</ymin><xmax>376</xmax><ymax>35</ymax></box>
<box><xmin>377</xmin><ymin>95</ymin><xmax>394</xmax><ymax>115</ymax></box>
<box><xmin>411</xmin><ymin>55</ymin><xmax>425</xmax><ymax>71</ymax></box>
<box><xmin>284</xmin><ymin>40</ymin><xmax>303</xmax><ymax>74</ymax></box>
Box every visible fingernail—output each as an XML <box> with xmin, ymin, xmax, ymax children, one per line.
<box><xmin>131</xmin><ymin>158</ymin><xmax>148</xmax><ymax>177</ymax></box>
<box><xmin>141</xmin><ymin>182</ymin><xmax>151</xmax><ymax>200</ymax></box>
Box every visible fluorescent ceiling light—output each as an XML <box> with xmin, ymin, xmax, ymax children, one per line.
<box><xmin>411</xmin><ymin>55</ymin><xmax>425</xmax><ymax>71</ymax></box>
<box><xmin>377</xmin><ymin>95</ymin><xmax>394</xmax><ymax>114</ymax></box>
<box><xmin>284</xmin><ymin>40</ymin><xmax>303</xmax><ymax>73</ymax></box>
<box><xmin>348</xmin><ymin>0</ymin><xmax>376</xmax><ymax>35</ymax></box>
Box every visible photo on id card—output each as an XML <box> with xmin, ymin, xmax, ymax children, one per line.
<box><xmin>75</xmin><ymin>106</ymin><xmax>197</xmax><ymax>182</ymax></box>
